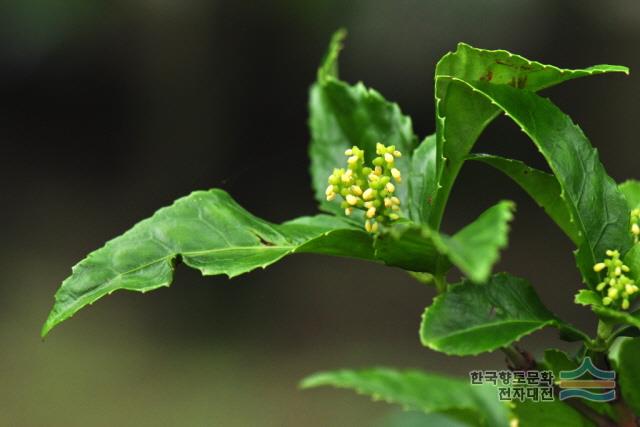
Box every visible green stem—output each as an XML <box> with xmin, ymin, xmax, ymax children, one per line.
<box><xmin>434</xmin><ymin>274</ymin><xmax>447</xmax><ymax>294</ymax></box>
<box><xmin>592</xmin><ymin>319</ymin><xmax>615</xmax><ymax>351</ymax></box>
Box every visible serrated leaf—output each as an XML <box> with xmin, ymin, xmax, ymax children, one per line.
<box><xmin>429</xmin><ymin>42</ymin><xmax>628</xmax><ymax>230</ymax></box>
<box><xmin>309</xmin><ymin>31</ymin><xmax>417</xmax><ymax>216</ymax></box>
<box><xmin>575</xmin><ymin>290</ymin><xmax>640</xmax><ymax>329</ymax></box>
<box><xmin>469</xmin><ymin>154</ymin><xmax>579</xmax><ymax>245</ymax></box>
<box><xmin>441</xmin><ymin>200</ymin><xmax>514</xmax><ymax>283</ymax></box>
<box><xmin>43</xmin><ymin>190</ymin><xmax>375</xmax><ymax>337</ymax></box>
<box><xmin>374</xmin><ymin>201</ymin><xmax>514</xmax><ymax>283</ymax></box>
<box><xmin>447</xmin><ymin>78</ymin><xmax>631</xmax><ymax>287</ymax></box>
<box><xmin>407</xmin><ymin>134</ymin><xmax>438</xmax><ymax>224</ymax></box>
<box><xmin>420</xmin><ymin>273</ymin><xmax>562</xmax><ymax>355</ymax></box>
<box><xmin>512</xmin><ymin>400</ymin><xmax>594</xmax><ymax>427</ymax></box>
<box><xmin>608</xmin><ymin>337</ymin><xmax>640</xmax><ymax>415</ymax></box>
<box><xmin>300</xmin><ymin>367</ymin><xmax>509</xmax><ymax>427</ymax></box>
<box><xmin>619</xmin><ymin>179</ymin><xmax>640</xmax><ymax>210</ymax></box>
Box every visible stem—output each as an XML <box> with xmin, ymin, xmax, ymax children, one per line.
<box><xmin>434</xmin><ymin>274</ymin><xmax>447</xmax><ymax>294</ymax></box>
<box><xmin>501</xmin><ymin>345</ymin><xmax>535</xmax><ymax>370</ymax></box>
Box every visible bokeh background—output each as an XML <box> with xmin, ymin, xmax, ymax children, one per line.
<box><xmin>1</xmin><ymin>1</ymin><xmax>639</xmax><ymax>425</ymax></box>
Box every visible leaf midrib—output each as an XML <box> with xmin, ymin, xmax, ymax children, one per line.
<box><xmin>426</xmin><ymin>318</ymin><xmax>555</xmax><ymax>346</ymax></box>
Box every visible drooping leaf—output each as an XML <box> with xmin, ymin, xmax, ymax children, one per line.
<box><xmin>407</xmin><ymin>134</ymin><xmax>438</xmax><ymax>224</ymax></box>
<box><xmin>309</xmin><ymin>31</ymin><xmax>417</xmax><ymax>216</ymax></box>
<box><xmin>374</xmin><ymin>201</ymin><xmax>514</xmax><ymax>282</ymax></box>
<box><xmin>512</xmin><ymin>400</ymin><xmax>594</xmax><ymax>427</ymax></box>
<box><xmin>469</xmin><ymin>154</ymin><xmax>578</xmax><ymax>244</ymax></box>
<box><xmin>440</xmin><ymin>200</ymin><xmax>514</xmax><ymax>283</ymax></box>
<box><xmin>421</xmin><ymin>273</ymin><xmax>565</xmax><ymax>355</ymax></box>
<box><xmin>608</xmin><ymin>337</ymin><xmax>640</xmax><ymax>415</ymax></box>
<box><xmin>619</xmin><ymin>179</ymin><xmax>640</xmax><ymax>210</ymax></box>
<box><xmin>429</xmin><ymin>42</ymin><xmax>628</xmax><ymax>230</ymax></box>
<box><xmin>42</xmin><ymin>190</ymin><xmax>376</xmax><ymax>337</ymax></box>
<box><xmin>446</xmin><ymin>78</ymin><xmax>631</xmax><ymax>287</ymax></box>
<box><xmin>300</xmin><ymin>368</ymin><xmax>509</xmax><ymax>427</ymax></box>
<box><xmin>575</xmin><ymin>290</ymin><xmax>640</xmax><ymax>329</ymax></box>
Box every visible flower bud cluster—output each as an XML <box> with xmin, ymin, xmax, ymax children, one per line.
<box><xmin>631</xmin><ymin>208</ymin><xmax>640</xmax><ymax>243</ymax></box>
<box><xmin>593</xmin><ymin>249</ymin><xmax>638</xmax><ymax>310</ymax></box>
<box><xmin>325</xmin><ymin>143</ymin><xmax>402</xmax><ymax>233</ymax></box>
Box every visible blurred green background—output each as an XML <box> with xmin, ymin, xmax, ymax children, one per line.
<box><xmin>1</xmin><ymin>1</ymin><xmax>639</xmax><ymax>425</ymax></box>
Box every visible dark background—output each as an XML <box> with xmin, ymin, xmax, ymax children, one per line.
<box><xmin>1</xmin><ymin>1</ymin><xmax>639</xmax><ymax>425</ymax></box>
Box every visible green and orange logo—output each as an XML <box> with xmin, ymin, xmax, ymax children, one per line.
<box><xmin>559</xmin><ymin>357</ymin><xmax>616</xmax><ymax>402</ymax></box>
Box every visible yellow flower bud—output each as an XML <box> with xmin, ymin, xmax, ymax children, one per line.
<box><xmin>391</xmin><ymin>168</ymin><xmax>402</xmax><ymax>182</ymax></box>
<box><xmin>362</xmin><ymin>188</ymin><xmax>374</xmax><ymax>201</ymax></box>
<box><xmin>622</xmin><ymin>299</ymin><xmax>630</xmax><ymax>310</ymax></box>
<box><xmin>366</xmin><ymin>207</ymin><xmax>376</xmax><ymax>218</ymax></box>
<box><xmin>384</xmin><ymin>153</ymin><xmax>394</xmax><ymax>163</ymax></box>
<box><xmin>350</xmin><ymin>185</ymin><xmax>363</xmax><ymax>196</ymax></box>
<box><xmin>346</xmin><ymin>194</ymin><xmax>359</xmax><ymax>206</ymax></box>
<box><xmin>365</xmin><ymin>220</ymin><xmax>372</xmax><ymax>233</ymax></box>
<box><xmin>385</xmin><ymin>182</ymin><xmax>395</xmax><ymax>193</ymax></box>
<box><xmin>593</xmin><ymin>262</ymin><xmax>606</xmax><ymax>272</ymax></box>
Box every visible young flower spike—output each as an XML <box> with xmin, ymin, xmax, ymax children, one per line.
<box><xmin>593</xmin><ymin>250</ymin><xmax>638</xmax><ymax>310</ymax></box>
<box><xmin>325</xmin><ymin>143</ymin><xmax>404</xmax><ymax>233</ymax></box>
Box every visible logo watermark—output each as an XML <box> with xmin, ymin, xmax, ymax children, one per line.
<box><xmin>558</xmin><ymin>357</ymin><xmax>616</xmax><ymax>402</ymax></box>
<box><xmin>469</xmin><ymin>357</ymin><xmax>616</xmax><ymax>403</ymax></box>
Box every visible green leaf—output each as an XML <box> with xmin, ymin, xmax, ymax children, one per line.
<box><xmin>619</xmin><ymin>179</ymin><xmax>640</xmax><ymax>210</ymax></box>
<box><xmin>309</xmin><ymin>32</ymin><xmax>417</xmax><ymax>216</ymax></box>
<box><xmin>512</xmin><ymin>400</ymin><xmax>594</xmax><ymax>427</ymax></box>
<box><xmin>407</xmin><ymin>134</ymin><xmax>438</xmax><ymax>223</ymax></box>
<box><xmin>441</xmin><ymin>200</ymin><xmax>514</xmax><ymax>283</ymax></box>
<box><xmin>300</xmin><ymin>367</ymin><xmax>509</xmax><ymax>427</ymax></box>
<box><xmin>429</xmin><ymin>42</ymin><xmax>628</xmax><ymax>230</ymax></box>
<box><xmin>608</xmin><ymin>337</ymin><xmax>640</xmax><ymax>415</ymax></box>
<box><xmin>43</xmin><ymin>189</ymin><xmax>375</xmax><ymax>337</ymax></box>
<box><xmin>374</xmin><ymin>201</ymin><xmax>514</xmax><ymax>283</ymax></box>
<box><xmin>420</xmin><ymin>273</ymin><xmax>561</xmax><ymax>355</ymax></box>
<box><xmin>575</xmin><ymin>290</ymin><xmax>640</xmax><ymax>329</ymax></box>
<box><xmin>448</xmin><ymin>78</ymin><xmax>632</xmax><ymax>287</ymax></box>
<box><xmin>378</xmin><ymin>411</ymin><xmax>469</xmax><ymax>427</ymax></box>
<box><xmin>541</xmin><ymin>349</ymin><xmax>578</xmax><ymax>379</ymax></box>
<box><xmin>469</xmin><ymin>154</ymin><xmax>579</xmax><ymax>245</ymax></box>
<box><xmin>317</xmin><ymin>28</ymin><xmax>346</xmax><ymax>82</ymax></box>
<box><xmin>623</xmin><ymin>243</ymin><xmax>640</xmax><ymax>282</ymax></box>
